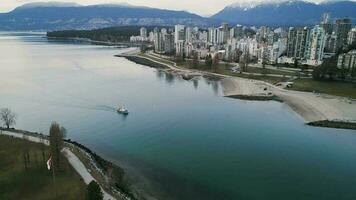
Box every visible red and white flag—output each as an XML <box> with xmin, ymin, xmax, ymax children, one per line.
<box><xmin>47</xmin><ymin>155</ymin><xmax>52</xmax><ymax>170</ymax></box>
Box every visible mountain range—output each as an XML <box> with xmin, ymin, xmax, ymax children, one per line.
<box><xmin>0</xmin><ymin>2</ymin><xmax>218</xmax><ymax>30</ymax></box>
<box><xmin>212</xmin><ymin>0</ymin><xmax>356</xmax><ymax>26</ymax></box>
<box><xmin>0</xmin><ymin>1</ymin><xmax>355</xmax><ymax>31</ymax></box>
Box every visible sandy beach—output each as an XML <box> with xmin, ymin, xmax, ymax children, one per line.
<box><xmin>221</xmin><ymin>77</ymin><xmax>356</xmax><ymax>124</ymax></box>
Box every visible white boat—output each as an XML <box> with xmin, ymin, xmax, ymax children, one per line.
<box><xmin>117</xmin><ymin>106</ymin><xmax>129</xmax><ymax>115</ymax></box>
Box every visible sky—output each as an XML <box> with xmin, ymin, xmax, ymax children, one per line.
<box><xmin>0</xmin><ymin>0</ymin><xmax>333</xmax><ymax>16</ymax></box>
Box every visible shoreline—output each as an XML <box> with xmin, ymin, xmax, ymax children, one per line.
<box><xmin>117</xmin><ymin>49</ymin><xmax>356</xmax><ymax>131</ymax></box>
<box><xmin>46</xmin><ymin>36</ymin><xmax>140</xmax><ymax>47</ymax></box>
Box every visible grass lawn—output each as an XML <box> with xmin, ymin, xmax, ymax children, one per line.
<box><xmin>142</xmin><ymin>53</ymin><xmax>290</xmax><ymax>84</ymax></box>
<box><xmin>0</xmin><ymin>134</ymin><xmax>86</xmax><ymax>200</ymax></box>
<box><xmin>289</xmin><ymin>79</ymin><xmax>356</xmax><ymax>99</ymax></box>
<box><xmin>245</xmin><ymin>67</ymin><xmax>296</xmax><ymax>76</ymax></box>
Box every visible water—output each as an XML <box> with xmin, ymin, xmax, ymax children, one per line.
<box><xmin>1</xmin><ymin>32</ymin><xmax>356</xmax><ymax>200</ymax></box>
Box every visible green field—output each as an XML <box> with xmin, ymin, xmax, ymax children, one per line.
<box><xmin>289</xmin><ymin>79</ymin><xmax>356</xmax><ymax>99</ymax></box>
<box><xmin>0</xmin><ymin>134</ymin><xmax>86</xmax><ymax>200</ymax></box>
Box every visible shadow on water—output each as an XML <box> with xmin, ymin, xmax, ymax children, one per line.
<box><xmin>193</xmin><ymin>79</ymin><xmax>199</xmax><ymax>89</ymax></box>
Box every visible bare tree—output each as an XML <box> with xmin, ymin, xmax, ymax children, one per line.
<box><xmin>49</xmin><ymin>122</ymin><xmax>66</xmax><ymax>170</ymax></box>
<box><xmin>0</xmin><ymin>108</ymin><xmax>16</xmax><ymax>129</ymax></box>
<box><xmin>262</xmin><ymin>50</ymin><xmax>268</xmax><ymax>69</ymax></box>
<box><xmin>212</xmin><ymin>54</ymin><xmax>219</xmax><ymax>73</ymax></box>
<box><xmin>192</xmin><ymin>51</ymin><xmax>199</xmax><ymax>69</ymax></box>
<box><xmin>240</xmin><ymin>51</ymin><xmax>250</xmax><ymax>72</ymax></box>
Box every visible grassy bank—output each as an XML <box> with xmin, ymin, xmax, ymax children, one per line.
<box><xmin>0</xmin><ymin>134</ymin><xmax>86</xmax><ymax>200</ymax></box>
<box><xmin>226</xmin><ymin>95</ymin><xmax>283</xmax><ymax>102</ymax></box>
<box><xmin>118</xmin><ymin>55</ymin><xmax>168</xmax><ymax>69</ymax></box>
<box><xmin>289</xmin><ymin>79</ymin><xmax>356</xmax><ymax>99</ymax></box>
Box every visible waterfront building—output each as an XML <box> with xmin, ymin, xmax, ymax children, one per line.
<box><xmin>306</xmin><ymin>25</ymin><xmax>326</xmax><ymax>65</ymax></box>
<box><xmin>286</xmin><ymin>27</ymin><xmax>296</xmax><ymax>58</ymax></box>
<box><xmin>154</xmin><ymin>29</ymin><xmax>164</xmax><ymax>53</ymax></box>
<box><xmin>164</xmin><ymin>34</ymin><xmax>175</xmax><ymax>55</ymax></box>
<box><xmin>176</xmin><ymin>40</ymin><xmax>185</xmax><ymax>57</ymax></box>
<box><xmin>208</xmin><ymin>27</ymin><xmax>218</xmax><ymax>44</ymax></box>
<box><xmin>199</xmin><ymin>31</ymin><xmax>208</xmax><ymax>43</ymax></box>
<box><xmin>334</xmin><ymin>18</ymin><xmax>352</xmax><ymax>50</ymax></box>
<box><xmin>320</xmin><ymin>13</ymin><xmax>333</xmax><ymax>35</ymax></box>
<box><xmin>220</xmin><ymin>23</ymin><xmax>230</xmax><ymax>44</ymax></box>
<box><xmin>174</xmin><ymin>25</ymin><xmax>185</xmax><ymax>44</ymax></box>
<box><xmin>185</xmin><ymin>27</ymin><xmax>193</xmax><ymax>43</ymax></box>
<box><xmin>337</xmin><ymin>50</ymin><xmax>356</xmax><ymax>72</ymax></box>
<box><xmin>140</xmin><ymin>27</ymin><xmax>147</xmax><ymax>38</ymax></box>
<box><xmin>325</xmin><ymin>32</ymin><xmax>337</xmax><ymax>53</ymax></box>
<box><xmin>348</xmin><ymin>28</ymin><xmax>356</xmax><ymax>45</ymax></box>
<box><xmin>286</xmin><ymin>27</ymin><xmax>309</xmax><ymax>60</ymax></box>
<box><xmin>267</xmin><ymin>40</ymin><xmax>287</xmax><ymax>64</ymax></box>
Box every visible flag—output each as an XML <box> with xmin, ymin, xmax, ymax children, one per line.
<box><xmin>47</xmin><ymin>155</ymin><xmax>52</xmax><ymax>170</ymax></box>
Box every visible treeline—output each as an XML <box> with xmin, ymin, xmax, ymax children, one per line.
<box><xmin>313</xmin><ymin>43</ymin><xmax>356</xmax><ymax>81</ymax></box>
<box><xmin>47</xmin><ymin>26</ymin><xmax>166</xmax><ymax>43</ymax></box>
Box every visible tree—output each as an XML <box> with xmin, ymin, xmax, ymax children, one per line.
<box><xmin>0</xmin><ymin>108</ymin><xmax>16</xmax><ymax>129</ymax></box>
<box><xmin>205</xmin><ymin>54</ymin><xmax>212</xmax><ymax>69</ymax></box>
<box><xmin>49</xmin><ymin>122</ymin><xmax>66</xmax><ymax>170</ymax></box>
<box><xmin>312</xmin><ymin>56</ymin><xmax>338</xmax><ymax>81</ymax></box>
<box><xmin>262</xmin><ymin>54</ymin><xmax>267</xmax><ymax>69</ymax></box>
<box><xmin>293</xmin><ymin>58</ymin><xmax>299</xmax><ymax>68</ymax></box>
<box><xmin>192</xmin><ymin>51</ymin><xmax>199</xmax><ymax>69</ymax></box>
<box><xmin>261</xmin><ymin>46</ymin><xmax>268</xmax><ymax>69</ymax></box>
<box><xmin>86</xmin><ymin>181</ymin><xmax>103</xmax><ymax>200</ymax></box>
<box><xmin>212</xmin><ymin>54</ymin><xmax>219</xmax><ymax>73</ymax></box>
<box><xmin>239</xmin><ymin>51</ymin><xmax>250</xmax><ymax>73</ymax></box>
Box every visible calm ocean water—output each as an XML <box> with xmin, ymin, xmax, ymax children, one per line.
<box><xmin>1</xmin><ymin>32</ymin><xmax>356</xmax><ymax>200</ymax></box>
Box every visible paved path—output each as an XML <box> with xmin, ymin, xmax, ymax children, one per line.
<box><xmin>0</xmin><ymin>130</ymin><xmax>116</xmax><ymax>200</ymax></box>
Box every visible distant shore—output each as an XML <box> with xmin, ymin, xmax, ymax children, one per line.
<box><xmin>117</xmin><ymin>49</ymin><xmax>356</xmax><ymax>131</ymax></box>
<box><xmin>46</xmin><ymin>36</ymin><xmax>138</xmax><ymax>47</ymax></box>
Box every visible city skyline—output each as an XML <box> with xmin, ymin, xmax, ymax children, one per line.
<box><xmin>0</xmin><ymin>0</ymin><xmax>344</xmax><ymax>16</ymax></box>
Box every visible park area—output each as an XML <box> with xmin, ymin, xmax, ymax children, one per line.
<box><xmin>0</xmin><ymin>134</ymin><xmax>86</xmax><ymax>200</ymax></box>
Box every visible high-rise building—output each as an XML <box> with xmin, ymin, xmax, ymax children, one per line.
<box><xmin>164</xmin><ymin>34</ymin><xmax>175</xmax><ymax>55</ymax></box>
<box><xmin>334</xmin><ymin>18</ymin><xmax>352</xmax><ymax>50</ymax></box>
<box><xmin>174</xmin><ymin>25</ymin><xmax>185</xmax><ymax>44</ymax></box>
<box><xmin>201</xmin><ymin>31</ymin><xmax>208</xmax><ymax>42</ymax></box>
<box><xmin>295</xmin><ymin>27</ymin><xmax>309</xmax><ymax>59</ymax></box>
<box><xmin>140</xmin><ymin>27</ymin><xmax>147</xmax><ymax>38</ymax></box>
<box><xmin>306</xmin><ymin>25</ymin><xmax>326</xmax><ymax>63</ymax></box>
<box><xmin>176</xmin><ymin>40</ymin><xmax>185</xmax><ymax>57</ymax></box>
<box><xmin>220</xmin><ymin>23</ymin><xmax>230</xmax><ymax>44</ymax></box>
<box><xmin>348</xmin><ymin>28</ymin><xmax>356</xmax><ymax>45</ymax></box>
<box><xmin>337</xmin><ymin>50</ymin><xmax>356</xmax><ymax>72</ymax></box>
<box><xmin>286</xmin><ymin>27</ymin><xmax>309</xmax><ymax>60</ymax></box>
<box><xmin>154</xmin><ymin>28</ymin><xmax>164</xmax><ymax>53</ymax></box>
<box><xmin>286</xmin><ymin>27</ymin><xmax>297</xmax><ymax>58</ymax></box>
<box><xmin>320</xmin><ymin>13</ymin><xmax>333</xmax><ymax>35</ymax></box>
<box><xmin>325</xmin><ymin>32</ymin><xmax>338</xmax><ymax>53</ymax></box>
<box><xmin>230</xmin><ymin>25</ymin><xmax>243</xmax><ymax>39</ymax></box>
<box><xmin>185</xmin><ymin>27</ymin><xmax>193</xmax><ymax>43</ymax></box>
<box><xmin>208</xmin><ymin>27</ymin><xmax>218</xmax><ymax>44</ymax></box>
